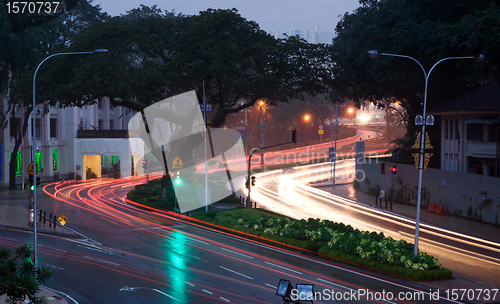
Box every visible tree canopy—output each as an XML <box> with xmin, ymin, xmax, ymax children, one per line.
<box><xmin>49</xmin><ymin>7</ymin><xmax>333</xmax><ymax>127</ymax></box>
<box><xmin>329</xmin><ymin>0</ymin><xmax>500</xmax><ymax>164</ymax></box>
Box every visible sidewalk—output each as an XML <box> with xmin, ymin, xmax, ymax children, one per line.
<box><xmin>312</xmin><ymin>181</ymin><xmax>500</xmax><ymax>302</ymax></box>
<box><xmin>0</xmin><ymin>189</ymin><xmax>77</xmax><ymax>304</ymax></box>
<box><xmin>0</xmin><ymin>190</ymin><xmax>78</xmax><ymax>238</ymax></box>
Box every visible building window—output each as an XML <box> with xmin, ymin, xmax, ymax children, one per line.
<box><xmin>53</xmin><ymin>150</ymin><xmax>59</xmax><ymax>172</ymax></box>
<box><xmin>488</xmin><ymin>124</ymin><xmax>499</xmax><ymax>142</ymax></box>
<box><xmin>50</xmin><ymin>118</ymin><xmax>57</xmax><ymax>138</ymax></box>
<box><xmin>467</xmin><ymin>157</ymin><xmax>483</xmax><ymax>175</ymax></box>
<box><xmin>467</xmin><ymin>123</ymin><xmax>483</xmax><ymax>141</ymax></box>
<box><xmin>10</xmin><ymin>118</ymin><xmax>21</xmax><ymax>138</ymax></box>
<box><xmin>36</xmin><ymin>151</ymin><xmax>42</xmax><ymax>174</ymax></box>
<box><xmin>444</xmin><ymin>120</ymin><xmax>449</xmax><ymax>140</ymax></box>
<box><xmin>10</xmin><ymin>152</ymin><xmax>22</xmax><ymax>176</ymax></box>
<box><xmin>35</xmin><ymin>118</ymin><xmax>41</xmax><ymax>139</ymax></box>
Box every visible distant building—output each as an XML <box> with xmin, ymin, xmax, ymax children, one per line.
<box><xmin>430</xmin><ymin>81</ymin><xmax>500</xmax><ymax>177</ymax></box>
<box><xmin>264</xmin><ymin>24</ymin><xmax>334</xmax><ymax>44</ymax></box>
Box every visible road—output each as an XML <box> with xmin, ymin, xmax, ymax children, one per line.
<box><xmin>239</xmin><ymin>159</ymin><xmax>500</xmax><ymax>289</ymax></box>
<box><xmin>0</xmin><ymin>176</ymin><xmax>470</xmax><ymax>303</ymax></box>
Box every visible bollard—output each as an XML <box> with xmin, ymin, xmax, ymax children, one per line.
<box><xmin>375</xmin><ymin>197</ymin><xmax>378</xmax><ymax>207</ymax></box>
<box><xmin>254</xmin><ymin>201</ymin><xmax>257</xmax><ymax>208</ymax></box>
<box><xmin>54</xmin><ymin>215</ymin><xmax>57</xmax><ymax>228</ymax></box>
<box><xmin>385</xmin><ymin>199</ymin><xmax>388</xmax><ymax>209</ymax></box>
<box><xmin>38</xmin><ymin>209</ymin><xmax>42</xmax><ymax>222</ymax></box>
<box><xmin>43</xmin><ymin>211</ymin><xmax>46</xmax><ymax>223</ymax></box>
<box><xmin>49</xmin><ymin>213</ymin><xmax>52</xmax><ymax>226</ymax></box>
<box><xmin>29</xmin><ymin>208</ymin><xmax>34</xmax><ymax>227</ymax></box>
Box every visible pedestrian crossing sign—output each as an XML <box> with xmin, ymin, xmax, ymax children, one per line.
<box><xmin>57</xmin><ymin>214</ymin><xmax>69</xmax><ymax>226</ymax></box>
<box><xmin>173</xmin><ymin>157</ymin><xmax>183</xmax><ymax>169</ymax></box>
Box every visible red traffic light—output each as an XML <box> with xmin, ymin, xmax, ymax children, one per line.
<box><xmin>391</xmin><ymin>166</ymin><xmax>397</xmax><ymax>174</ymax></box>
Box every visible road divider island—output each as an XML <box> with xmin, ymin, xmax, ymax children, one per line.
<box><xmin>191</xmin><ymin>208</ymin><xmax>452</xmax><ymax>282</ymax></box>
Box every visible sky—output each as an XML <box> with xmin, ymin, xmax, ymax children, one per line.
<box><xmin>92</xmin><ymin>0</ymin><xmax>361</xmax><ymax>33</ymax></box>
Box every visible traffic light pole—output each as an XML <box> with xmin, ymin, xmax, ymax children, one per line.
<box><xmin>246</xmin><ymin>129</ymin><xmax>296</xmax><ymax>208</ymax></box>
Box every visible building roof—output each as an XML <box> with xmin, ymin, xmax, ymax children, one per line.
<box><xmin>430</xmin><ymin>81</ymin><xmax>500</xmax><ymax>115</ymax></box>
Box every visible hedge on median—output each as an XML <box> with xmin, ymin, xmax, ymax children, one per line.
<box><xmin>192</xmin><ymin>208</ymin><xmax>452</xmax><ymax>281</ymax></box>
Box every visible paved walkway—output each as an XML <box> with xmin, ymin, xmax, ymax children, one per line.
<box><xmin>0</xmin><ymin>189</ymin><xmax>77</xmax><ymax>303</ymax></box>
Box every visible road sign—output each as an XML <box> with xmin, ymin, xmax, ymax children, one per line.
<box><xmin>329</xmin><ymin>148</ymin><xmax>336</xmax><ymax>162</ymax></box>
<box><xmin>57</xmin><ymin>214</ymin><xmax>69</xmax><ymax>226</ymax></box>
<box><xmin>318</xmin><ymin>125</ymin><xmax>323</xmax><ymax>130</ymax></box>
<box><xmin>426</xmin><ymin>115</ymin><xmax>435</xmax><ymax>125</ymax></box>
<box><xmin>27</xmin><ymin>162</ymin><xmax>34</xmax><ymax>175</ymax></box>
<box><xmin>318</xmin><ymin>130</ymin><xmax>324</xmax><ymax>135</ymax></box>
<box><xmin>173</xmin><ymin>157</ymin><xmax>183</xmax><ymax>169</ymax></box>
<box><xmin>415</xmin><ymin>115</ymin><xmax>423</xmax><ymax>125</ymax></box>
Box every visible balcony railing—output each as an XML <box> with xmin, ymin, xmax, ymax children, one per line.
<box><xmin>77</xmin><ymin>130</ymin><xmax>128</xmax><ymax>138</ymax></box>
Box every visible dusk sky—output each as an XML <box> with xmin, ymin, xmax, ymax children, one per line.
<box><xmin>92</xmin><ymin>0</ymin><xmax>361</xmax><ymax>33</ymax></box>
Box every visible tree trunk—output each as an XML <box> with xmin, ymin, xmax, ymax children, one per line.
<box><xmin>9</xmin><ymin>105</ymin><xmax>32</xmax><ymax>189</ymax></box>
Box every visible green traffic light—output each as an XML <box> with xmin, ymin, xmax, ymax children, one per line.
<box><xmin>175</xmin><ymin>178</ymin><xmax>181</xmax><ymax>185</ymax></box>
<box><xmin>30</xmin><ymin>185</ymin><xmax>35</xmax><ymax>191</ymax></box>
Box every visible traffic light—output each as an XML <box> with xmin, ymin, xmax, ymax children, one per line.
<box><xmin>292</xmin><ymin>128</ymin><xmax>297</xmax><ymax>145</ymax></box>
<box><xmin>29</xmin><ymin>175</ymin><xmax>34</xmax><ymax>190</ymax></box>
<box><xmin>391</xmin><ymin>166</ymin><xmax>397</xmax><ymax>174</ymax></box>
<box><xmin>245</xmin><ymin>178</ymin><xmax>249</xmax><ymax>189</ymax></box>
<box><xmin>175</xmin><ymin>171</ymin><xmax>181</xmax><ymax>185</ymax></box>
<box><xmin>380</xmin><ymin>163</ymin><xmax>385</xmax><ymax>175</ymax></box>
<box><xmin>142</xmin><ymin>160</ymin><xmax>147</xmax><ymax>169</ymax></box>
<box><xmin>251</xmin><ymin>176</ymin><xmax>256</xmax><ymax>186</ymax></box>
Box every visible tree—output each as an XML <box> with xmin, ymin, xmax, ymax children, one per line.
<box><xmin>330</xmin><ymin>0</ymin><xmax>498</xmax><ymax>165</ymax></box>
<box><xmin>0</xmin><ymin>245</ymin><xmax>52</xmax><ymax>304</ymax></box>
<box><xmin>1</xmin><ymin>0</ymin><xmax>109</xmax><ymax>189</ymax></box>
<box><xmin>49</xmin><ymin>7</ymin><xmax>334</xmax><ymax>208</ymax></box>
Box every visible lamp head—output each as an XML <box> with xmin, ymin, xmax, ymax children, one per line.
<box><xmin>368</xmin><ymin>50</ymin><xmax>380</xmax><ymax>59</ymax></box>
<box><xmin>93</xmin><ymin>49</ymin><xmax>109</xmax><ymax>54</ymax></box>
<box><xmin>474</xmin><ymin>54</ymin><xmax>485</xmax><ymax>62</ymax></box>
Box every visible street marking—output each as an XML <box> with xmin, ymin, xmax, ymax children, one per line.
<box><xmin>83</xmin><ymin>256</ymin><xmax>120</xmax><ymax>266</ymax></box>
<box><xmin>78</xmin><ymin>244</ymin><xmax>114</xmax><ymax>255</ymax></box>
<box><xmin>119</xmin><ymin>286</ymin><xmax>177</xmax><ymax>300</ymax></box>
<box><xmin>184</xmin><ymin>235</ymin><xmax>210</xmax><ymax>245</ymax></box>
<box><xmin>265</xmin><ymin>283</ymin><xmax>277</xmax><ymax>289</ymax></box>
<box><xmin>186</xmin><ymin>282</ymin><xmax>195</xmax><ymax>287</ymax></box>
<box><xmin>219</xmin><ymin>266</ymin><xmax>253</xmax><ymax>280</ymax></box>
<box><xmin>46</xmin><ymin>264</ymin><xmax>64</xmax><ymax>271</ymax></box>
<box><xmin>220</xmin><ymin>297</ymin><xmax>231</xmax><ymax>302</ymax></box>
<box><xmin>202</xmin><ymin>289</ymin><xmax>213</xmax><ymax>294</ymax></box>
<box><xmin>316</xmin><ymin>278</ymin><xmax>351</xmax><ymax>291</ymax></box>
<box><xmin>265</xmin><ymin>261</ymin><xmax>302</xmax><ymax>274</ymax></box>
<box><xmin>221</xmin><ymin>247</ymin><xmax>254</xmax><ymax>259</ymax></box>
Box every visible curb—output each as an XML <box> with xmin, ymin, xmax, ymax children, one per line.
<box><xmin>0</xmin><ymin>223</ymin><xmax>80</xmax><ymax>238</ymax></box>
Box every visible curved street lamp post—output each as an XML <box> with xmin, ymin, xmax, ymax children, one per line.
<box><xmin>368</xmin><ymin>50</ymin><xmax>484</xmax><ymax>257</ymax></box>
<box><xmin>32</xmin><ymin>49</ymin><xmax>108</xmax><ymax>281</ymax></box>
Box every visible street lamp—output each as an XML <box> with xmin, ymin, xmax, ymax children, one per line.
<box><xmin>368</xmin><ymin>50</ymin><xmax>484</xmax><ymax>257</ymax></box>
<box><xmin>258</xmin><ymin>100</ymin><xmax>265</xmax><ymax>168</ymax></box>
<box><xmin>320</xmin><ymin>104</ymin><xmax>338</xmax><ymax>188</ymax></box>
<box><xmin>32</xmin><ymin>49</ymin><xmax>108</xmax><ymax>278</ymax></box>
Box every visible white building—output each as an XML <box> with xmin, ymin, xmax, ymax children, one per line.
<box><xmin>1</xmin><ymin>97</ymin><xmax>144</xmax><ymax>188</ymax></box>
<box><xmin>430</xmin><ymin>81</ymin><xmax>500</xmax><ymax>177</ymax></box>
